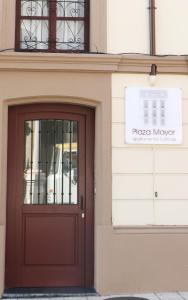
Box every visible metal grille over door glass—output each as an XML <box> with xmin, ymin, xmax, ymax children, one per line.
<box><xmin>24</xmin><ymin>120</ymin><xmax>78</xmax><ymax>205</ymax></box>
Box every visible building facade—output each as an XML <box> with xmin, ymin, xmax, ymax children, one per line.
<box><xmin>1</xmin><ymin>0</ymin><xmax>188</xmax><ymax>296</ymax></box>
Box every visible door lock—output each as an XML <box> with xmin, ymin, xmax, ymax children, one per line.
<box><xmin>80</xmin><ymin>196</ymin><xmax>85</xmax><ymax>219</ymax></box>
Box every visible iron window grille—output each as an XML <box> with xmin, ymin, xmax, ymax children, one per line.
<box><xmin>24</xmin><ymin>119</ymin><xmax>79</xmax><ymax>205</ymax></box>
<box><xmin>15</xmin><ymin>0</ymin><xmax>89</xmax><ymax>52</ymax></box>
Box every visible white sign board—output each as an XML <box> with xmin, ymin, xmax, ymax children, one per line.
<box><xmin>125</xmin><ymin>87</ymin><xmax>182</xmax><ymax>144</ymax></box>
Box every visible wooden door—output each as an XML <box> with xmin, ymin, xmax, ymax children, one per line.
<box><xmin>6</xmin><ymin>104</ymin><xmax>94</xmax><ymax>288</ymax></box>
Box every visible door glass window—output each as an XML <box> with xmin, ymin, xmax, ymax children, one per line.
<box><xmin>24</xmin><ymin>119</ymin><xmax>78</xmax><ymax>205</ymax></box>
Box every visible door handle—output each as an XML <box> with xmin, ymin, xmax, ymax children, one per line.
<box><xmin>80</xmin><ymin>195</ymin><xmax>85</xmax><ymax>219</ymax></box>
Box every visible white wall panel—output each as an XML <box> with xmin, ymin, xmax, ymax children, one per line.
<box><xmin>113</xmin><ymin>175</ymin><xmax>153</xmax><ymax>200</ymax></box>
<box><xmin>155</xmin><ymin>200</ymin><xmax>188</xmax><ymax>225</ymax></box>
<box><xmin>155</xmin><ymin>150</ymin><xmax>188</xmax><ymax>173</ymax></box>
<box><xmin>182</xmin><ymin>101</ymin><xmax>188</xmax><ymax>124</ymax></box>
<box><xmin>112</xmin><ymin>99</ymin><xmax>125</xmax><ymax>123</ymax></box>
<box><xmin>112</xmin><ymin>149</ymin><xmax>153</xmax><ymax>174</ymax></box>
<box><xmin>112</xmin><ymin>124</ymin><xmax>125</xmax><ymax>148</ymax></box>
<box><xmin>155</xmin><ymin>175</ymin><xmax>188</xmax><ymax>200</ymax></box>
<box><xmin>112</xmin><ymin>74</ymin><xmax>188</xmax><ymax>225</ymax></box>
<box><xmin>113</xmin><ymin>200</ymin><xmax>154</xmax><ymax>226</ymax></box>
<box><xmin>182</xmin><ymin>125</ymin><xmax>188</xmax><ymax>148</ymax></box>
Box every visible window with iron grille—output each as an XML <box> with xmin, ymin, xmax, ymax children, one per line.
<box><xmin>15</xmin><ymin>0</ymin><xmax>89</xmax><ymax>52</ymax></box>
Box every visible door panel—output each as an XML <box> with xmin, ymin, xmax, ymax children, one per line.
<box><xmin>24</xmin><ymin>214</ymin><xmax>77</xmax><ymax>265</ymax></box>
<box><xmin>6</xmin><ymin>104</ymin><xmax>94</xmax><ymax>288</ymax></box>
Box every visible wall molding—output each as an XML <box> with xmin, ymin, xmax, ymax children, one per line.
<box><xmin>0</xmin><ymin>53</ymin><xmax>188</xmax><ymax>74</ymax></box>
<box><xmin>113</xmin><ymin>225</ymin><xmax>188</xmax><ymax>234</ymax></box>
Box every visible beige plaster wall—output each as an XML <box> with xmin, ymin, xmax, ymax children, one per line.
<box><xmin>0</xmin><ymin>67</ymin><xmax>112</xmax><ymax>296</ymax></box>
<box><xmin>1</xmin><ymin>0</ymin><xmax>188</xmax><ymax>56</ymax></box>
<box><xmin>96</xmin><ymin>225</ymin><xmax>188</xmax><ymax>295</ymax></box>
<box><xmin>112</xmin><ymin>73</ymin><xmax>188</xmax><ymax>226</ymax></box>
<box><xmin>1</xmin><ymin>58</ymin><xmax>188</xmax><ymax>295</ymax></box>
<box><xmin>90</xmin><ymin>0</ymin><xmax>107</xmax><ymax>53</ymax></box>
<box><xmin>156</xmin><ymin>0</ymin><xmax>188</xmax><ymax>55</ymax></box>
<box><xmin>0</xmin><ymin>0</ymin><xmax>16</xmax><ymax>50</ymax></box>
<box><xmin>0</xmin><ymin>1</ymin><xmax>3</xmax><ymax>49</ymax></box>
<box><xmin>107</xmin><ymin>0</ymin><xmax>150</xmax><ymax>55</ymax></box>
<box><xmin>96</xmin><ymin>73</ymin><xmax>188</xmax><ymax>294</ymax></box>
<box><xmin>107</xmin><ymin>0</ymin><xmax>188</xmax><ymax>55</ymax></box>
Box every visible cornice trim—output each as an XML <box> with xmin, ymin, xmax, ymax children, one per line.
<box><xmin>0</xmin><ymin>52</ymin><xmax>188</xmax><ymax>74</ymax></box>
<box><xmin>113</xmin><ymin>225</ymin><xmax>188</xmax><ymax>234</ymax></box>
<box><xmin>119</xmin><ymin>55</ymin><xmax>188</xmax><ymax>74</ymax></box>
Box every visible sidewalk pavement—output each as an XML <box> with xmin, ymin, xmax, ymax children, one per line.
<box><xmin>4</xmin><ymin>292</ymin><xmax>188</xmax><ymax>300</ymax></box>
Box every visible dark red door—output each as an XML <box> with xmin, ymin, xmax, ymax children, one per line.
<box><xmin>6</xmin><ymin>104</ymin><xmax>94</xmax><ymax>288</ymax></box>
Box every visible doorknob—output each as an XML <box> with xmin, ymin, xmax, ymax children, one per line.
<box><xmin>80</xmin><ymin>195</ymin><xmax>85</xmax><ymax>219</ymax></box>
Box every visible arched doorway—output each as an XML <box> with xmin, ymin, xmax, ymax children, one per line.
<box><xmin>6</xmin><ymin>103</ymin><xmax>94</xmax><ymax>288</ymax></box>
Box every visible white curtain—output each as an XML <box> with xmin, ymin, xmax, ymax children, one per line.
<box><xmin>21</xmin><ymin>0</ymin><xmax>49</xmax><ymax>49</ymax></box>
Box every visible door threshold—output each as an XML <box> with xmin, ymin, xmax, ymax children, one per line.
<box><xmin>3</xmin><ymin>287</ymin><xmax>98</xmax><ymax>299</ymax></box>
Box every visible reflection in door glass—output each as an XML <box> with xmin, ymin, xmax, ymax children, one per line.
<box><xmin>24</xmin><ymin>120</ymin><xmax>78</xmax><ymax>205</ymax></box>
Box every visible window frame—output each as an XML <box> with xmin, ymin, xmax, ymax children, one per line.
<box><xmin>15</xmin><ymin>0</ymin><xmax>90</xmax><ymax>53</ymax></box>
